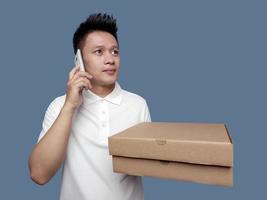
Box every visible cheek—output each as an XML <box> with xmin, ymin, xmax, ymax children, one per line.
<box><xmin>84</xmin><ymin>58</ymin><xmax>101</xmax><ymax>71</ymax></box>
<box><xmin>87</xmin><ymin>65</ymin><xmax>102</xmax><ymax>76</ymax></box>
<box><xmin>116</xmin><ymin>57</ymin><xmax>121</xmax><ymax>66</ymax></box>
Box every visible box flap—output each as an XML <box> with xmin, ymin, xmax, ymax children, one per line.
<box><xmin>108</xmin><ymin>122</ymin><xmax>233</xmax><ymax>167</ymax></box>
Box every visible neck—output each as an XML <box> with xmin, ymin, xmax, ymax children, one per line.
<box><xmin>90</xmin><ymin>83</ymin><xmax>115</xmax><ymax>98</ymax></box>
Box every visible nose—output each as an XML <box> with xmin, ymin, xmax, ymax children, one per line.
<box><xmin>104</xmin><ymin>52</ymin><xmax>115</xmax><ymax>65</ymax></box>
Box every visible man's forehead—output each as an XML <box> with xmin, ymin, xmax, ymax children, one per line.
<box><xmin>84</xmin><ymin>31</ymin><xmax>118</xmax><ymax>47</ymax></box>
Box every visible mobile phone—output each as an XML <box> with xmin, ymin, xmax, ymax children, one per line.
<box><xmin>74</xmin><ymin>49</ymin><xmax>88</xmax><ymax>91</ymax></box>
<box><xmin>74</xmin><ymin>49</ymin><xmax>85</xmax><ymax>71</ymax></box>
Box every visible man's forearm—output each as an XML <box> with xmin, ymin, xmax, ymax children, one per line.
<box><xmin>28</xmin><ymin>104</ymin><xmax>75</xmax><ymax>185</ymax></box>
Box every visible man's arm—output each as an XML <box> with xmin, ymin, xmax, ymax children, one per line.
<box><xmin>28</xmin><ymin>66</ymin><xmax>93</xmax><ymax>185</ymax></box>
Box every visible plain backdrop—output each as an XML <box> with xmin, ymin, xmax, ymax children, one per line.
<box><xmin>0</xmin><ymin>0</ymin><xmax>266</xmax><ymax>199</ymax></box>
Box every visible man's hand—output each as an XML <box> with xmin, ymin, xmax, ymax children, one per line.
<box><xmin>64</xmin><ymin>66</ymin><xmax>93</xmax><ymax>110</ymax></box>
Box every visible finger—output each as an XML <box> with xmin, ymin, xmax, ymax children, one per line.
<box><xmin>74</xmin><ymin>79</ymin><xmax>92</xmax><ymax>91</ymax></box>
<box><xmin>73</xmin><ymin>78</ymin><xmax>92</xmax><ymax>89</ymax></box>
<box><xmin>80</xmin><ymin>71</ymin><xmax>93</xmax><ymax>79</ymax></box>
<box><xmin>69</xmin><ymin>66</ymin><xmax>80</xmax><ymax>80</ymax></box>
<box><xmin>70</xmin><ymin>71</ymin><xmax>93</xmax><ymax>83</ymax></box>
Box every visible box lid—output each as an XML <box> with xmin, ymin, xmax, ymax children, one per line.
<box><xmin>108</xmin><ymin>122</ymin><xmax>233</xmax><ymax>167</ymax></box>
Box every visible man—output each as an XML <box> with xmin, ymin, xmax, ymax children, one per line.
<box><xmin>28</xmin><ymin>13</ymin><xmax>151</xmax><ymax>200</ymax></box>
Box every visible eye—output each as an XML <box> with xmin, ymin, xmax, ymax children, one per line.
<box><xmin>94</xmin><ymin>49</ymin><xmax>103</xmax><ymax>55</ymax></box>
<box><xmin>111</xmin><ymin>49</ymin><xmax>119</xmax><ymax>56</ymax></box>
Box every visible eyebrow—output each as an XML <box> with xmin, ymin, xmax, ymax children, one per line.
<box><xmin>92</xmin><ymin>45</ymin><xmax>119</xmax><ymax>49</ymax></box>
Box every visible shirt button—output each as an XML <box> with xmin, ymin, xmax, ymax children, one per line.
<box><xmin>101</xmin><ymin>99</ymin><xmax>105</xmax><ymax>103</ymax></box>
<box><xmin>102</xmin><ymin>123</ymin><xmax>106</xmax><ymax>128</ymax></box>
<box><xmin>102</xmin><ymin>110</ymin><xmax>106</xmax><ymax>115</ymax></box>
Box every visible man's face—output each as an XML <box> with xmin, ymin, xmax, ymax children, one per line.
<box><xmin>81</xmin><ymin>31</ymin><xmax>120</xmax><ymax>87</ymax></box>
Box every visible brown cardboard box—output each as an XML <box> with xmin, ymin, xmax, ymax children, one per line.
<box><xmin>112</xmin><ymin>156</ymin><xmax>233</xmax><ymax>187</ymax></box>
<box><xmin>108</xmin><ymin>122</ymin><xmax>234</xmax><ymax>187</ymax></box>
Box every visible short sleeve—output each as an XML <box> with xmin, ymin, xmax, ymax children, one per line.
<box><xmin>37</xmin><ymin>97</ymin><xmax>64</xmax><ymax>143</ymax></box>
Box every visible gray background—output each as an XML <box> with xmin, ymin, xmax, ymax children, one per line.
<box><xmin>0</xmin><ymin>0</ymin><xmax>266</xmax><ymax>199</ymax></box>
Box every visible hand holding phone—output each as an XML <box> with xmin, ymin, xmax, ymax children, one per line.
<box><xmin>74</xmin><ymin>49</ymin><xmax>93</xmax><ymax>92</ymax></box>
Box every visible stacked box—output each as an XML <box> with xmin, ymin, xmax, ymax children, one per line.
<box><xmin>108</xmin><ymin>122</ymin><xmax>234</xmax><ymax>187</ymax></box>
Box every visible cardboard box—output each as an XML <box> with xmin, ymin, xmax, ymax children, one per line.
<box><xmin>113</xmin><ymin>156</ymin><xmax>233</xmax><ymax>187</ymax></box>
<box><xmin>108</xmin><ymin>122</ymin><xmax>234</xmax><ymax>187</ymax></box>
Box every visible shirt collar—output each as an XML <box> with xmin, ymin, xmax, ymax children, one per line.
<box><xmin>83</xmin><ymin>82</ymin><xmax>122</xmax><ymax>105</ymax></box>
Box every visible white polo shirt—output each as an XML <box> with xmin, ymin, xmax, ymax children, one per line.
<box><xmin>38</xmin><ymin>82</ymin><xmax>151</xmax><ymax>200</ymax></box>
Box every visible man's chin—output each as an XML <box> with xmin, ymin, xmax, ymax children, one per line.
<box><xmin>94</xmin><ymin>79</ymin><xmax>117</xmax><ymax>87</ymax></box>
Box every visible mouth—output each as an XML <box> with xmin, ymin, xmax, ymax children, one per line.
<box><xmin>102</xmin><ymin>68</ymin><xmax>117</xmax><ymax>75</ymax></box>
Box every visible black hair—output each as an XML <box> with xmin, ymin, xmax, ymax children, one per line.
<box><xmin>73</xmin><ymin>13</ymin><xmax>118</xmax><ymax>54</ymax></box>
